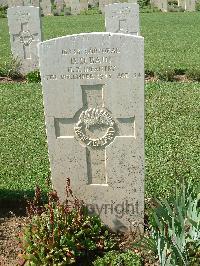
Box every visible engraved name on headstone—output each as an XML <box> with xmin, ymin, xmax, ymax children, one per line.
<box><xmin>105</xmin><ymin>3</ymin><xmax>140</xmax><ymax>35</ymax></box>
<box><xmin>7</xmin><ymin>6</ymin><xmax>42</xmax><ymax>74</ymax></box>
<box><xmin>39</xmin><ymin>33</ymin><xmax>144</xmax><ymax>232</ymax></box>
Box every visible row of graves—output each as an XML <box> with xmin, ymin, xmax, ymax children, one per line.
<box><xmin>7</xmin><ymin>2</ymin><xmax>143</xmax><ymax>232</ymax></box>
<box><xmin>5</xmin><ymin>0</ymin><xmax>88</xmax><ymax>16</ymax></box>
<box><xmin>1</xmin><ymin>0</ymin><xmax>139</xmax><ymax>16</ymax></box>
<box><xmin>151</xmin><ymin>0</ymin><xmax>197</xmax><ymax>12</ymax></box>
<box><xmin>1</xmin><ymin>0</ymin><xmax>198</xmax><ymax>14</ymax></box>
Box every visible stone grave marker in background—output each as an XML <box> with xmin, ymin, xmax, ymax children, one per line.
<box><xmin>40</xmin><ymin>0</ymin><xmax>52</xmax><ymax>16</ymax></box>
<box><xmin>23</xmin><ymin>0</ymin><xmax>37</xmax><ymax>5</ymax></box>
<box><xmin>54</xmin><ymin>0</ymin><xmax>64</xmax><ymax>15</ymax></box>
<box><xmin>39</xmin><ymin>32</ymin><xmax>144</xmax><ymax>232</ymax></box>
<box><xmin>69</xmin><ymin>0</ymin><xmax>80</xmax><ymax>15</ymax></box>
<box><xmin>80</xmin><ymin>0</ymin><xmax>88</xmax><ymax>11</ymax></box>
<box><xmin>99</xmin><ymin>0</ymin><xmax>137</xmax><ymax>13</ymax></box>
<box><xmin>178</xmin><ymin>0</ymin><xmax>196</xmax><ymax>11</ymax></box>
<box><xmin>99</xmin><ymin>0</ymin><xmax>113</xmax><ymax>13</ymax></box>
<box><xmin>105</xmin><ymin>3</ymin><xmax>140</xmax><ymax>35</ymax></box>
<box><xmin>150</xmin><ymin>0</ymin><xmax>168</xmax><ymax>12</ymax></box>
<box><xmin>8</xmin><ymin>0</ymin><xmax>23</xmax><ymax>6</ymax></box>
<box><xmin>88</xmin><ymin>0</ymin><xmax>99</xmax><ymax>7</ymax></box>
<box><xmin>63</xmin><ymin>0</ymin><xmax>71</xmax><ymax>15</ymax></box>
<box><xmin>8</xmin><ymin>0</ymin><xmax>39</xmax><ymax>7</ymax></box>
<box><xmin>63</xmin><ymin>0</ymin><xmax>88</xmax><ymax>15</ymax></box>
<box><xmin>64</xmin><ymin>0</ymin><xmax>70</xmax><ymax>8</ymax></box>
<box><xmin>7</xmin><ymin>6</ymin><xmax>42</xmax><ymax>74</ymax></box>
<box><xmin>185</xmin><ymin>0</ymin><xmax>196</xmax><ymax>11</ymax></box>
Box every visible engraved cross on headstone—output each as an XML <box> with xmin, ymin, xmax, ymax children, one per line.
<box><xmin>12</xmin><ymin>22</ymin><xmax>39</xmax><ymax>59</ymax></box>
<box><xmin>117</xmin><ymin>19</ymin><xmax>129</xmax><ymax>34</ymax></box>
<box><xmin>55</xmin><ymin>84</ymin><xmax>135</xmax><ymax>186</ymax></box>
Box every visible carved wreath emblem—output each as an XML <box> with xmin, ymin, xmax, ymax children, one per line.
<box><xmin>74</xmin><ymin>108</ymin><xmax>116</xmax><ymax>147</ymax></box>
<box><xmin>19</xmin><ymin>30</ymin><xmax>34</xmax><ymax>46</ymax></box>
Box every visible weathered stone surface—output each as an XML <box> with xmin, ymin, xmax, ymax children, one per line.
<box><xmin>54</xmin><ymin>0</ymin><xmax>64</xmax><ymax>14</ymax></box>
<box><xmin>88</xmin><ymin>0</ymin><xmax>99</xmax><ymax>7</ymax></box>
<box><xmin>185</xmin><ymin>0</ymin><xmax>196</xmax><ymax>11</ymax></box>
<box><xmin>39</xmin><ymin>33</ymin><xmax>144</xmax><ymax>232</ymax></box>
<box><xmin>8</xmin><ymin>0</ymin><xmax>39</xmax><ymax>7</ymax></box>
<box><xmin>150</xmin><ymin>0</ymin><xmax>168</xmax><ymax>12</ymax></box>
<box><xmin>8</xmin><ymin>0</ymin><xmax>23</xmax><ymax>6</ymax></box>
<box><xmin>178</xmin><ymin>0</ymin><xmax>196</xmax><ymax>11</ymax></box>
<box><xmin>62</xmin><ymin>0</ymin><xmax>88</xmax><ymax>15</ymax></box>
<box><xmin>40</xmin><ymin>0</ymin><xmax>52</xmax><ymax>16</ymax></box>
<box><xmin>99</xmin><ymin>0</ymin><xmax>113</xmax><ymax>13</ymax></box>
<box><xmin>0</xmin><ymin>0</ymin><xmax>8</xmax><ymax>6</ymax></box>
<box><xmin>7</xmin><ymin>6</ymin><xmax>42</xmax><ymax>74</ymax></box>
<box><xmin>105</xmin><ymin>3</ymin><xmax>140</xmax><ymax>35</ymax></box>
<box><xmin>99</xmin><ymin>0</ymin><xmax>137</xmax><ymax>13</ymax></box>
<box><xmin>80</xmin><ymin>0</ymin><xmax>88</xmax><ymax>11</ymax></box>
<box><xmin>70</xmin><ymin>0</ymin><xmax>80</xmax><ymax>14</ymax></box>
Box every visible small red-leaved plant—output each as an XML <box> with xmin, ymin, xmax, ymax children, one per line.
<box><xmin>18</xmin><ymin>178</ymin><xmax>118</xmax><ymax>265</ymax></box>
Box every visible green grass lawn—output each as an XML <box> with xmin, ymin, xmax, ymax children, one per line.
<box><xmin>0</xmin><ymin>12</ymin><xmax>200</xmax><ymax>201</ymax></box>
<box><xmin>0</xmin><ymin>83</ymin><xmax>50</xmax><ymax>200</ymax></box>
<box><xmin>1</xmin><ymin>12</ymin><xmax>200</xmax><ymax>73</ymax></box>
<box><xmin>0</xmin><ymin>82</ymin><xmax>199</xmax><ymax>200</ymax></box>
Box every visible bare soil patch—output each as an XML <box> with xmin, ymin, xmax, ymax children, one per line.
<box><xmin>0</xmin><ymin>77</ymin><xmax>25</xmax><ymax>84</ymax></box>
<box><xmin>0</xmin><ymin>203</ymin><xmax>27</xmax><ymax>266</ymax></box>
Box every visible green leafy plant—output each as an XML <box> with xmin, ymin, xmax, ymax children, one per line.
<box><xmin>0</xmin><ymin>4</ymin><xmax>8</xmax><ymax>18</ymax></box>
<box><xmin>0</xmin><ymin>58</ymin><xmax>22</xmax><ymax>79</ymax></box>
<box><xmin>80</xmin><ymin>7</ymin><xmax>101</xmax><ymax>15</ymax></box>
<box><xmin>138</xmin><ymin>0</ymin><xmax>150</xmax><ymax>9</ymax></box>
<box><xmin>26</xmin><ymin>70</ymin><xmax>41</xmax><ymax>83</ymax></box>
<box><xmin>93</xmin><ymin>250</ymin><xmax>142</xmax><ymax>266</ymax></box>
<box><xmin>155</xmin><ymin>68</ymin><xmax>176</xmax><ymax>81</ymax></box>
<box><xmin>135</xmin><ymin>180</ymin><xmax>200</xmax><ymax>266</ymax></box>
<box><xmin>196</xmin><ymin>0</ymin><xmax>200</xmax><ymax>11</ymax></box>
<box><xmin>186</xmin><ymin>68</ymin><xmax>200</xmax><ymax>82</ymax></box>
<box><xmin>18</xmin><ymin>179</ymin><xmax>118</xmax><ymax>265</ymax></box>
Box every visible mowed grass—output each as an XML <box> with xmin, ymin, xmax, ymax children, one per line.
<box><xmin>1</xmin><ymin>12</ymin><xmax>200</xmax><ymax>72</ymax></box>
<box><xmin>0</xmin><ymin>83</ymin><xmax>50</xmax><ymax>200</ymax></box>
<box><xmin>0</xmin><ymin>82</ymin><xmax>199</xmax><ymax>200</ymax></box>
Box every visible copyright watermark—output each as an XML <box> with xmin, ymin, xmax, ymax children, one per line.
<box><xmin>86</xmin><ymin>200</ymin><xmax>139</xmax><ymax>219</ymax></box>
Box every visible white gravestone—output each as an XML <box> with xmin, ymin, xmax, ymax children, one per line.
<box><xmin>8</xmin><ymin>0</ymin><xmax>23</xmax><ymax>6</ymax></box>
<box><xmin>39</xmin><ymin>33</ymin><xmax>144</xmax><ymax>232</ymax></box>
<box><xmin>99</xmin><ymin>0</ymin><xmax>137</xmax><ymax>13</ymax></box>
<box><xmin>8</xmin><ymin>0</ymin><xmax>39</xmax><ymax>7</ymax></box>
<box><xmin>0</xmin><ymin>0</ymin><xmax>8</xmax><ymax>6</ymax></box>
<box><xmin>40</xmin><ymin>0</ymin><xmax>52</xmax><ymax>16</ymax></box>
<box><xmin>7</xmin><ymin>6</ymin><xmax>42</xmax><ymax>74</ymax></box>
<box><xmin>105</xmin><ymin>3</ymin><xmax>140</xmax><ymax>35</ymax></box>
<box><xmin>88</xmin><ymin>0</ymin><xmax>99</xmax><ymax>7</ymax></box>
<box><xmin>150</xmin><ymin>0</ymin><xmax>168</xmax><ymax>12</ymax></box>
<box><xmin>178</xmin><ymin>0</ymin><xmax>196</xmax><ymax>11</ymax></box>
<box><xmin>80</xmin><ymin>0</ymin><xmax>88</xmax><ymax>11</ymax></box>
<box><xmin>70</xmin><ymin>0</ymin><xmax>81</xmax><ymax>15</ymax></box>
<box><xmin>99</xmin><ymin>0</ymin><xmax>113</xmax><ymax>13</ymax></box>
<box><xmin>185</xmin><ymin>0</ymin><xmax>196</xmax><ymax>11</ymax></box>
<box><xmin>55</xmin><ymin>0</ymin><xmax>64</xmax><ymax>15</ymax></box>
<box><xmin>64</xmin><ymin>0</ymin><xmax>70</xmax><ymax>6</ymax></box>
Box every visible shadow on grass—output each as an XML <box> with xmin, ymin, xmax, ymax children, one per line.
<box><xmin>0</xmin><ymin>189</ymin><xmax>48</xmax><ymax>217</ymax></box>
